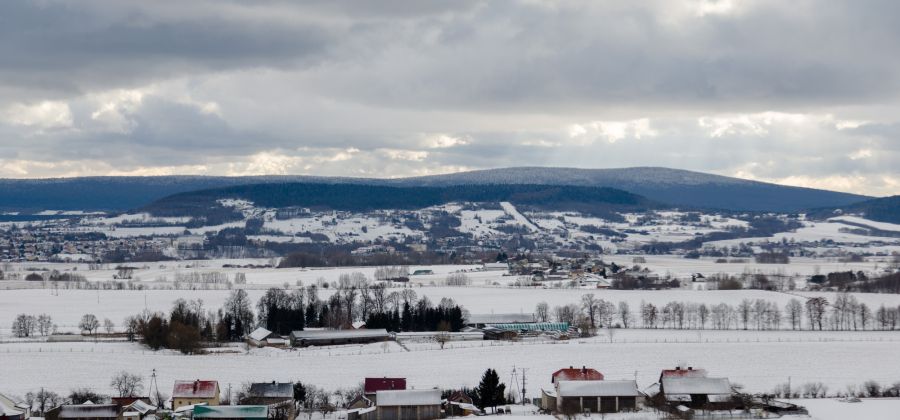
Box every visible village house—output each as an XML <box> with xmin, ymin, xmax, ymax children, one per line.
<box><xmin>444</xmin><ymin>391</ymin><xmax>480</xmax><ymax>417</ymax></box>
<box><xmin>552</xmin><ymin>366</ymin><xmax>605</xmax><ymax>384</ymax></box>
<box><xmin>555</xmin><ymin>380</ymin><xmax>644</xmax><ymax>414</ymax></box>
<box><xmin>172</xmin><ymin>380</ymin><xmax>220</xmax><ymax>410</ymax></box>
<box><xmin>657</xmin><ymin>367</ymin><xmax>735</xmax><ymax>410</ymax></box>
<box><xmin>364</xmin><ymin>378</ymin><xmax>406</xmax><ymax>404</ymax></box>
<box><xmin>242</xmin><ymin>382</ymin><xmax>295</xmax><ymax>420</ymax></box>
<box><xmin>121</xmin><ymin>400</ymin><xmax>156</xmax><ymax>420</ymax></box>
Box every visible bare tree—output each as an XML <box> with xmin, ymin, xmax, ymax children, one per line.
<box><xmin>110</xmin><ymin>371</ymin><xmax>144</xmax><ymax>397</ymax></box>
<box><xmin>581</xmin><ymin>294</ymin><xmax>598</xmax><ymax>328</ymax></box>
<box><xmin>36</xmin><ymin>314</ymin><xmax>53</xmax><ymax>336</ymax></box>
<box><xmin>785</xmin><ymin>299</ymin><xmax>803</xmax><ymax>330</ymax></box>
<box><xmin>11</xmin><ymin>314</ymin><xmax>36</xmax><ymax>337</ymax></box>
<box><xmin>79</xmin><ymin>314</ymin><xmax>100</xmax><ymax>335</ymax></box>
<box><xmin>103</xmin><ymin>318</ymin><xmax>115</xmax><ymax>334</ymax></box>
<box><xmin>535</xmin><ymin>302</ymin><xmax>549</xmax><ymax>322</ymax></box>
<box><xmin>617</xmin><ymin>301</ymin><xmax>632</xmax><ymax>328</ymax></box>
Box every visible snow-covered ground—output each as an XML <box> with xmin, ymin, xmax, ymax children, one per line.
<box><xmin>1</xmin><ymin>332</ymin><xmax>899</xmax><ymax>404</ymax></box>
<box><xmin>787</xmin><ymin>398</ymin><xmax>900</xmax><ymax>420</ymax></box>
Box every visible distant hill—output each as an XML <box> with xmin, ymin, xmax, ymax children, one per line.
<box><xmin>808</xmin><ymin>195</ymin><xmax>900</xmax><ymax>224</ymax></box>
<box><xmin>0</xmin><ymin>167</ymin><xmax>872</xmax><ymax>213</ymax></box>
<box><xmin>142</xmin><ymin>183</ymin><xmax>659</xmax><ymax>223</ymax></box>
<box><xmin>394</xmin><ymin>167</ymin><xmax>871</xmax><ymax>212</ymax></box>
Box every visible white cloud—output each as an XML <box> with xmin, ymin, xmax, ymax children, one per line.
<box><xmin>567</xmin><ymin>118</ymin><xmax>657</xmax><ymax>144</ymax></box>
<box><xmin>3</xmin><ymin>101</ymin><xmax>73</xmax><ymax>130</ymax></box>
<box><xmin>381</xmin><ymin>149</ymin><xmax>429</xmax><ymax>161</ymax></box>
<box><xmin>422</xmin><ymin>134</ymin><xmax>470</xmax><ymax>149</ymax></box>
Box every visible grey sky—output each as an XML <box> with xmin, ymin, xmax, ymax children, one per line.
<box><xmin>1</xmin><ymin>0</ymin><xmax>898</xmax><ymax>195</ymax></box>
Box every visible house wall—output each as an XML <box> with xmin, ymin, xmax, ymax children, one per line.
<box><xmin>556</xmin><ymin>396</ymin><xmax>640</xmax><ymax>414</ymax></box>
<box><xmin>173</xmin><ymin>396</ymin><xmax>220</xmax><ymax>410</ymax></box>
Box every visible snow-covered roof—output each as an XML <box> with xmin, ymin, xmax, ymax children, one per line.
<box><xmin>193</xmin><ymin>405</ymin><xmax>268</xmax><ymax>419</ymax></box>
<box><xmin>375</xmin><ymin>390</ymin><xmax>440</xmax><ymax>407</ymax></box>
<box><xmin>662</xmin><ymin>377</ymin><xmax>732</xmax><ymax>396</ymax></box>
<box><xmin>125</xmin><ymin>400</ymin><xmax>155</xmax><ymax>414</ymax></box>
<box><xmin>0</xmin><ymin>400</ymin><xmax>24</xmax><ymax>417</ymax></box>
<box><xmin>58</xmin><ymin>404</ymin><xmax>118</xmax><ymax>419</ymax></box>
<box><xmin>290</xmin><ymin>329</ymin><xmax>389</xmax><ymax>340</ymax></box>
<box><xmin>248</xmin><ymin>327</ymin><xmax>273</xmax><ymax>342</ymax></box>
<box><xmin>557</xmin><ymin>380</ymin><xmax>641</xmax><ymax>397</ymax></box>
<box><xmin>248</xmin><ymin>382</ymin><xmax>292</xmax><ymax>399</ymax></box>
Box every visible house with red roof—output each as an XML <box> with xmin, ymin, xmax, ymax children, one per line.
<box><xmin>363</xmin><ymin>378</ymin><xmax>406</xmax><ymax>404</ymax></box>
<box><xmin>172</xmin><ymin>380</ymin><xmax>221</xmax><ymax>410</ymax></box>
<box><xmin>551</xmin><ymin>366</ymin><xmax>604</xmax><ymax>384</ymax></box>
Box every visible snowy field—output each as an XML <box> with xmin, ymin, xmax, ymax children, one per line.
<box><xmin>2</xmin><ymin>332</ymin><xmax>899</xmax><ymax>405</ymax></box>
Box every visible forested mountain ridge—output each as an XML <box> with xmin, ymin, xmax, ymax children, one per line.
<box><xmin>0</xmin><ymin>167</ymin><xmax>872</xmax><ymax>213</ymax></box>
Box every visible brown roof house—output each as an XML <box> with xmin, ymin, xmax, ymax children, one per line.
<box><xmin>172</xmin><ymin>380</ymin><xmax>220</xmax><ymax>410</ymax></box>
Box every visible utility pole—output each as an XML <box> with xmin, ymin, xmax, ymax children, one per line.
<box><xmin>520</xmin><ymin>368</ymin><xmax>527</xmax><ymax>406</ymax></box>
<box><xmin>149</xmin><ymin>368</ymin><xmax>162</xmax><ymax>409</ymax></box>
<box><xmin>787</xmin><ymin>376</ymin><xmax>791</xmax><ymax>399</ymax></box>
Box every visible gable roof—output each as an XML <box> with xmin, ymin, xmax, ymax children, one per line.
<box><xmin>659</xmin><ymin>367</ymin><xmax>707</xmax><ymax>381</ymax></box>
<box><xmin>375</xmin><ymin>390</ymin><xmax>440</xmax><ymax>407</ymax></box>
<box><xmin>557</xmin><ymin>380</ymin><xmax>641</xmax><ymax>397</ymax></box>
<box><xmin>248</xmin><ymin>327</ymin><xmax>273</xmax><ymax>342</ymax></box>
<box><xmin>364</xmin><ymin>378</ymin><xmax>406</xmax><ymax>393</ymax></box>
<box><xmin>247</xmin><ymin>382</ymin><xmax>292</xmax><ymax>399</ymax></box>
<box><xmin>173</xmin><ymin>380</ymin><xmax>219</xmax><ymax>399</ymax></box>
<box><xmin>0</xmin><ymin>400</ymin><xmax>23</xmax><ymax>417</ymax></box>
<box><xmin>552</xmin><ymin>367</ymin><xmax>604</xmax><ymax>383</ymax></box>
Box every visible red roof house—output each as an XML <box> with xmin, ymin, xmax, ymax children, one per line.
<box><xmin>172</xmin><ymin>380</ymin><xmax>220</xmax><ymax>410</ymax></box>
<box><xmin>551</xmin><ymin>366</ymin><xmax>604</xmax><ymax>384</ymax></box>
<box><xmin>364</xmin><ymin>378</ymin><xmax>407</xmax><ymax>395</ymax></box>
<box><xmin>659</xmin><ymin>366</ymin><xmax>707</xmax><ymax>382</ymax></box>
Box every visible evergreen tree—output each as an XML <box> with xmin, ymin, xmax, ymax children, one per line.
<box><xmin>475</xmin><ymin>368</ymin><xmax>506</xmax><ymax>413</ymax></box>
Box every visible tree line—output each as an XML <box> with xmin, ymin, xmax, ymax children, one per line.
<box><xmin>534</xmin><ymin>292</ymin><xmax>900</xmax><ymax>332</ymax></box>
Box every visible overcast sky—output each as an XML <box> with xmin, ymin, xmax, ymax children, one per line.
<box><xmin>1</xmin><ymin>0</ymin><xmax>898</xmax><ymax>196</ymax></box>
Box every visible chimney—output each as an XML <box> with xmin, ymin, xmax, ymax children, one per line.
<box><xmin>582</xmin><ymin>366</ymin><xmax>587</xmax><ymax>374</ymax></box>
<box><xmin>193</xmin><ymin>380</ymin><xmax>199</xmax><ymax>391</ymax></box>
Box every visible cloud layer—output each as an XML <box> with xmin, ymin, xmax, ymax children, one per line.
<box><xmin>1</xmin><ymin>0</ymin><xmax>898</xmax><ymax>195</ymax></box>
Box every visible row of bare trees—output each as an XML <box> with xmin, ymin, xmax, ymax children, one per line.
<box><xmin>535</xmin><ymin>293</ymin><xmax>900</xmax><ymax>331</ymax></box>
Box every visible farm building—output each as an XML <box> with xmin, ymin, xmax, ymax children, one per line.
<box><xmin>172</xmin><ymin>380</ymin><xmax>220</xmax><ymax>410</ymax></box>
<box><xmin>394</xmin><ymin>331</ymin><xmax>484</xmax><ymax>342</ymax></box>
<box><xmin>466</xmin><ymin>313</ymin><xmax>534</xmax><ymax>328</ymax></box>
<box><xmin>555</xmin><ymin>380</ymin><xmax>643</xmax><ymax>414</ymax></box>
<box><xmin>247</xmin><ymin>327</ymin><xmax>278</xmax><ymax>348</ymax></box>
<box><xmin>659</xmin><ymin>377</ymin><xmax>735</xmax><ymax>409</ymax></box>
<box><xmin>289</xmin><ymin>329</ymin><xmax>390</xmax><ymax>347</ymax></box>
<box><xmin>193</xmin><ymin>405</ymin><xmax>268</xmax><ymax>420</ymax></box>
